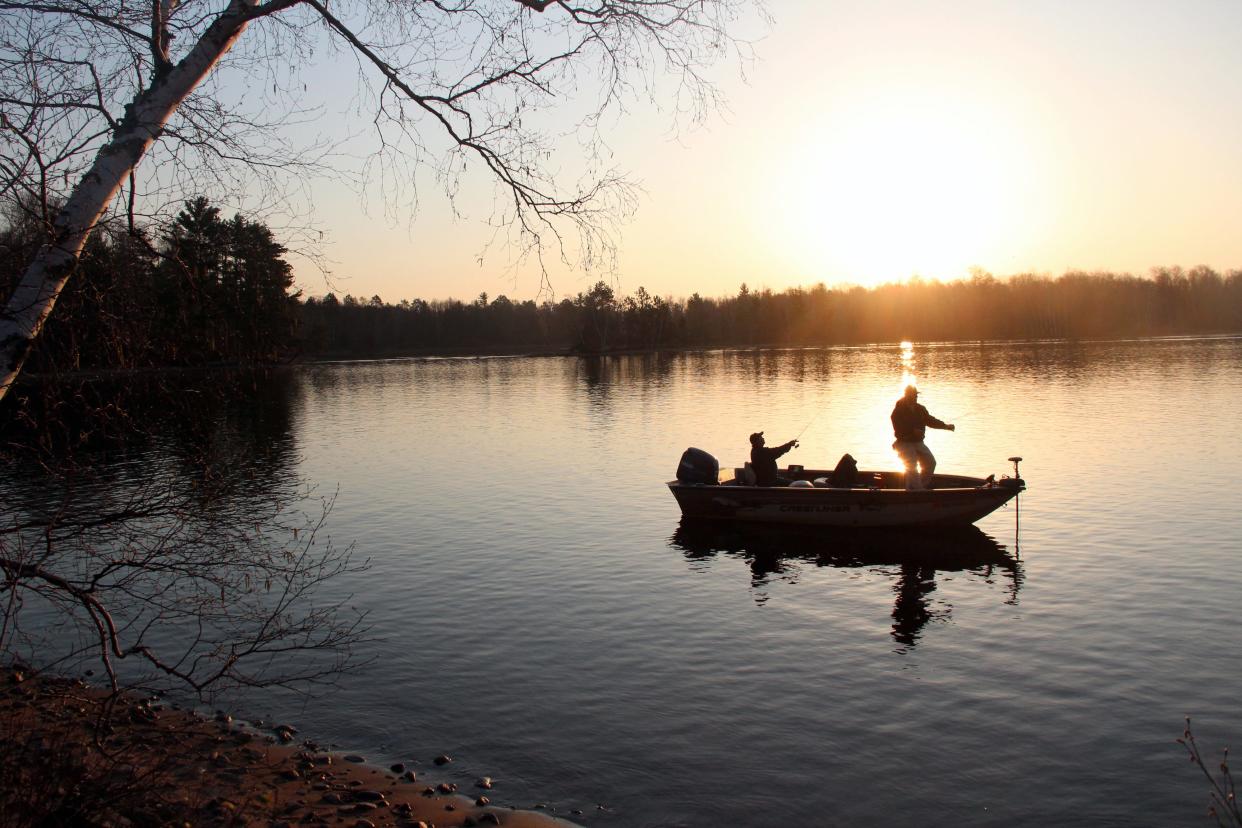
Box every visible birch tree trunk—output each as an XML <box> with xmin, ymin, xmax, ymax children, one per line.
<box><xmin>0</xmin><ymin>1</ymin><xmax>260</xmax><ymax>402</ymax></box>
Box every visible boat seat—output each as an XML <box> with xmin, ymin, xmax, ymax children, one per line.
<box><xmin>735</xmin><ymin>463</ymin><xmax>757</xmax><ymax>486</ymax></box>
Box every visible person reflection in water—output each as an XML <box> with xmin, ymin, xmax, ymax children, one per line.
<box><xmin>890</xmin><ymin>385</ymin><xmax>955</xmax><ymax>490</ymax></box>
<box><xmin>749</xmin><ymin>431</ymin><xmax>799</xmax><ymax>487</ymax></box>
<box><xmin>891</xmin><ymin>562</ymin><xmax>938</xmax><ymax>649</ymax></box>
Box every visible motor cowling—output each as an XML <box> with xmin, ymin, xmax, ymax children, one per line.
<box><xmin>676</xmin><ymin>447</ymin><xmax>719</xmax><ymax>485</ymax></box>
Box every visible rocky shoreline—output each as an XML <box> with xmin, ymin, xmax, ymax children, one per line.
<box><xmin>0</xmin><ymin>670</ymin><xmax>577</xmax><ymax>828</ymax></box>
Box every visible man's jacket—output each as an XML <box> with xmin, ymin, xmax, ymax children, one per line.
<box><xmin>891</xmin><ymin>400</ymin><xmax>948</xmax><ymax>442</ymax></box>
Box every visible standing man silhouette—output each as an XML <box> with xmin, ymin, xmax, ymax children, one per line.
<box><xmin>891</xmin><ymin>385</ymin><xmax>955</xmax><ymax>490</ymax></box>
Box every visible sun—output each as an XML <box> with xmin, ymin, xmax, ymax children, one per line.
<box><xmin>763</xmin><ymin>91</ymin><xmax>1038</xmax><ymax>286</ymax></box>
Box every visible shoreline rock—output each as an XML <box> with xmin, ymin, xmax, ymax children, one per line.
<box><xmin>1</xmin><ymin>672</ymin><xmax>579</xmax><ymax>828</ymax></box>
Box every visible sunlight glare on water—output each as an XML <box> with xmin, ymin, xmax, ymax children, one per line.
<box><xmin>899</xmin><ymin>339</ymin><xmax>917</xmax><ymax>393</ymax></box>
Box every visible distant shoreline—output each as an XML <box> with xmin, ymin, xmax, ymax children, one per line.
<box><xmin>13</xmin><ymin>330</ymin><xmax>1242</xmax><ymax>385</ymax></box>
<box><xmin>296</xmin><ymin>329</ymin><xmax>1242</xmax><ymax>364</ymax></box>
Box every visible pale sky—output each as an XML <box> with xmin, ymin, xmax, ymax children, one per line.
<box><xmin>283</xmin><ymin>0</ymin><xmax>1242</xmax><ymax>303</ymax></box>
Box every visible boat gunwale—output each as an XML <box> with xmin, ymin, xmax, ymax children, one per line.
<box><xmin>667</xmin><ymin>469</ymin><xmax>1009</xmax><ymax>494</ymax></box>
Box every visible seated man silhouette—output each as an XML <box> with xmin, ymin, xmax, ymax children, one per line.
<box><xmin>749</xmin><ymin>431</ymin><xmax>799</xmax><ymax>487</ymax></box>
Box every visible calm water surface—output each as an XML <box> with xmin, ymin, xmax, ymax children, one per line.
<box><xmin>15</xmin><ymin>338</ymin><xmax>1242</xmax><ymax>826</ymax></box>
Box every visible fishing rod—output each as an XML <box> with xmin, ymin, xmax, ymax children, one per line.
<box><xmin>793</xmin><ymin>408</ymin><xmax>824</xmax><ymax>441</ymax></box>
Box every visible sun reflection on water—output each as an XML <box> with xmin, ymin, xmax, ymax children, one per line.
<box><xmin>899</xmin><ymin>340</ymin><xmax>917</xmax><ymax>392</ymax></box>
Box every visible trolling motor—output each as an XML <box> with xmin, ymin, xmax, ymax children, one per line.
<box><xmin>1000</xmin><ymin>456</ymin><xmax>1025</xmax><ymax>490</ymax></box>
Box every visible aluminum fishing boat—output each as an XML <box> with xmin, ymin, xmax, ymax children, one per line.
<box><xmin>668</xmin><ymin>449</ymin><xmax>1025</xmax><ymax>528</ymax></box>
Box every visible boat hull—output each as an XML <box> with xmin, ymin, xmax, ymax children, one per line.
<box><xmin>667</xmin><ymin>473</ymin><xmax>1022</xmax><ymax>528</ymax></box>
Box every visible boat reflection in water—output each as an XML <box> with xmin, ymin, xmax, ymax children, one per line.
<box><xmin>669</xmin><ymin>519</ymin><xmax>1023</xmax><ymax>650</ymax></box>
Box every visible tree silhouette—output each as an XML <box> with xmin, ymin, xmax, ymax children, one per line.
<box><xmin>156</xmin><ymin>197</ymin><xmax>298</xmax><ymax>363</ymax></box>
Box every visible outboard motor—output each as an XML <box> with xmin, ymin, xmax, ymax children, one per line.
<box><xmin>676</xmin><ymin>447</ymin><xmax>719</xmax><ymax>486</ymax></box>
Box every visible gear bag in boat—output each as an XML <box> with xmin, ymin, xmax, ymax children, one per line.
<box><xmin>831</xmin><ymin>453</ymin><xmax>859</xmax><ymax>486</ymax></box>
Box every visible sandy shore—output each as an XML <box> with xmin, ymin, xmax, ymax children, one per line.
<box><xmin>1</xmin><ymin>669</ymin><xmax>578</xmax><ymax>828</ymax></box>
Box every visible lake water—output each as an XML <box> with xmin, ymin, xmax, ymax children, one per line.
<box><xmin>6</xmin><ymin>337</ymin><xmax>1242</xmax><ymax>826</ymax></box>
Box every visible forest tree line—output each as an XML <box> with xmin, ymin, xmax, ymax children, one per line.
<box><xmin>4</xmin><ymin>199</ymin><xmax>1242</xmax><ymax>372</ymax></box>
<box><xmin>303</xmin><ymin>266</ymin><xmax>1242</xmax><ymax>355</ymax></box>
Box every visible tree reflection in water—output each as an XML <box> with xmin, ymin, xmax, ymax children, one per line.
<box><xmin>669</xmin><ymin>519</ymin><xmax>1022</xmax><ymax>651</ymax></box>
<box><xmin>1</xmin><ymin>369</ymin><xmax>367</xmax><ymax>697</ymax></box>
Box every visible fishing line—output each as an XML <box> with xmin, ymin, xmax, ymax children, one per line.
<box><xmin>794</xmin><ymin>408</ymin><xmax>823</xmax><ymax>441</ymax></box>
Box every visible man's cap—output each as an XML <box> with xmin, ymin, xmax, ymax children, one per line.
<box><xmin>905</xmin><ymin>384</ymin><xmax>919</xmax><ymax>396</ymax></box>
<box><xmin>749</xmin><ymin>431</ymin><xmax>764</xmax><ymax>444</ymax></box>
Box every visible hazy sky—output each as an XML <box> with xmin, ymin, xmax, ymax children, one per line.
<box><xmin>290</xmin><ymin>0</ymin><xmax>1242</xmax><ymax>303</ymax></box>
